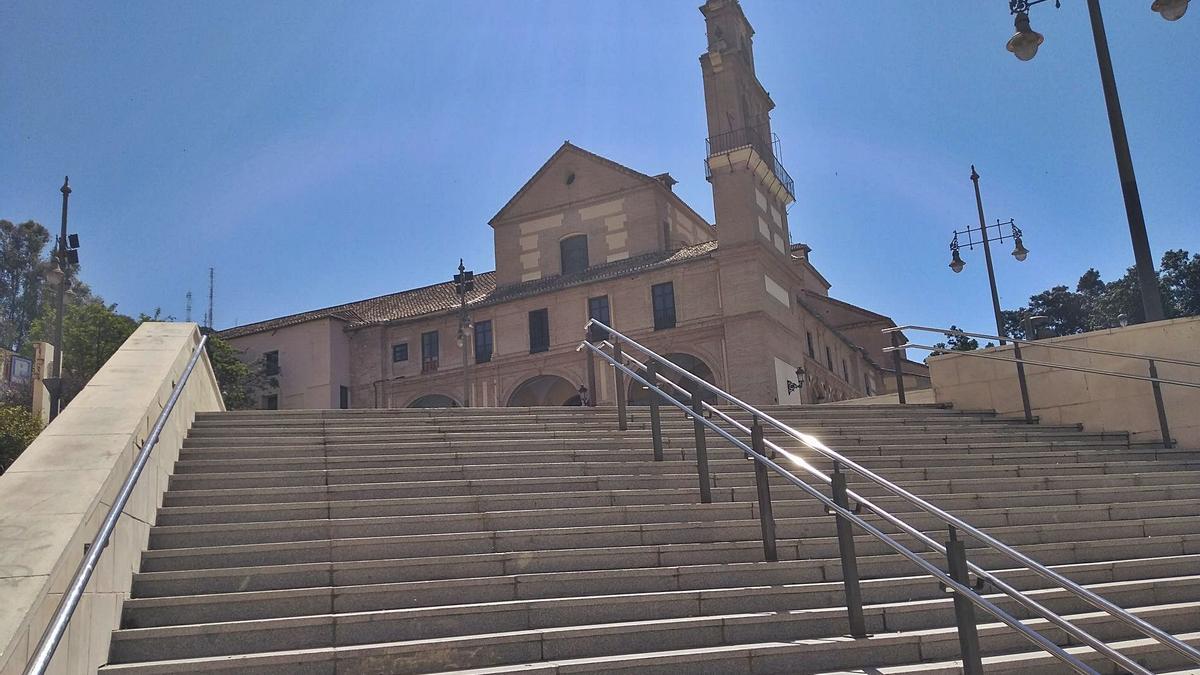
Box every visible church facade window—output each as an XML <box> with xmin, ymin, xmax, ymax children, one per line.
<box><xmin>560</xmin><ymin>235</ymin><xmax>588</xmax><ymax>275</ymax></box>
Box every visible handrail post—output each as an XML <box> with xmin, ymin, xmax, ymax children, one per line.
<box><xmin>751</xmin><ymin>417</ymin><xmax>778</xmax><ymax>562</ymax></box>
<box><xmin>889</xmin><ymin>331</ymin><xmax>907</xmax><ymax>404</ymax></box>
<box><xmin>585</xmin><ymin>344</ymin><xmax>597</xmax><ymax>408</ymax></box>
<box><xmin>831</xmin><ymin>462</ymin><xmax>867</xmax><ymax>638</ymax></box>
<box><xmin>648</xmin><ymin>361</ymin><xmax>664</xmax><ymax>462</ymax></box>
<box><xmin>1011</xmin><ymin>340</ymin><xmax>1034</xmax><ymax>423</ymax></box>
<box><xmin>613</xmin><ymin>337</ymin><xmax>628</xmax><ymax>430</ymax></box>
<box><xmin>946</xmin><ymin>526</ymin><xmax>984</xmax><ymax>675</ymax></box>
<box><xmin>690</xmin><ymin>382</ymin><xmax>712</xmax><ymax>504</ymax></box>
<box><xmin>1148</xmin><ymin>359</ymin><xmax>1172</xmax><ymax>449</ymax></box>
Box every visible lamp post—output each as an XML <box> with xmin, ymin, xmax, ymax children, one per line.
<box><xmin>47</xmin><ymin>177</ymin><xmax>80</xmax><ymax>421</ymax></box>
<box><xmin>1004</xmin><ymin>0</ymin><xmax>1184</xmax><ymax>323</ymax></box>
<box><xmin>948</xmin><ymin>166</ymin><xmax>1030</xmax><ymax>346</ymax></box>
<box><xmin>453</xmin><ymin>259</ymin><xmax>474</xmax><ymax>408</ymax></box>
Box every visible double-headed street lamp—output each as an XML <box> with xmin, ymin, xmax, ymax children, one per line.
<box><xmin>46</xmin><ymin>177</ymin><xmax>81</xmax><ymax>422</ymax></box>
<box><xmin>453</xmin><ymin>259</ymin><xmax>474</xmax><ymax>408</ymax></box>
<box><xmin>948</xmin><ymin>166</ymin><xmax>1029</xmax><ymax>346</ymax></box>
<box><xmin>1004</xmin><ymin>0</ymin><xmax>1187</xmax><ymax>323</ymax></box>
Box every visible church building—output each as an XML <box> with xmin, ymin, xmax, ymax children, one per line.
<box><xmin>220</xmin><ymin>0</ymin><xmax>929</xmax><ymax>409</ymax></box>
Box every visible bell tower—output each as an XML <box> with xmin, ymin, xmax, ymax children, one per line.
<box><xmin>700</xmin><ymin>0</ymin><xmax>795</xmax><ymax>257</ymax></box>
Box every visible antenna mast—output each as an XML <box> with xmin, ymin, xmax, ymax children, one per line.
<box><xmin>206</xmin><ymin>267</ymin><xmax>215</xmax><ymax>329</ymax></box>
<box><xmin>185</xmin><ymin>291</ymin><xmax>193</xmax><ymax>323</ymax></box>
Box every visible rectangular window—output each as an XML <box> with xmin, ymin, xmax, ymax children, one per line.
<box><xmin>474</xmin><ymin>320</ymin><xmax>493</xmax><ymax>363</ymax></box>
<box><xmin>560</xmin><ymin>235</ymin><xmax>589</xmax><ymax>275</ymax></box>
<box><xmin>806</xmin><ymin>332</ymin><xmax>815</xmax><ymax>358</ymax></box>
<box><xmin>842</xmin><ymin>359</ymin><xmax>849</xmax><ymax>381</ymax></box>
<box><xmin>825</xmin><ymin>346</ymin><xmax>834</xmax><ymax>371</ymax></box>
<box><xmin>264</xmin><ymin>350</ymin><xmax>280</xmax><ymax>376</ymax></box>
<box><xmin>392</xmin><ymin>343</ymin><xmax>408</xmax><ymax>362</ymax></box>
<box><xmin>421</xmin><ymin>331</ymin><xmax>439</xmax><ymax>373</ymax></box>
<box><xmin>864</xmin><ymin>373</ymin><xmax>873</xmax><ymax>396</ymax></box>
<box><xmin>263</xmin><ymin>394</ymin><xmax>278</xmax><ymax>410</ymax></box>
<box><xmin>339</xmin><ymin>386</ymin><xmax>349</xmax><ymax>409</ymax></box>
<box><xmin>651</xmin><ymin>282</ymin><xmax>676</xmax><ymax>330</ymax></box>
<box><xmin>529</xmin><ymin>309</ymin><xmax>550</xmax><ymax>353</ymax></box>
<box><xmin>587</xmin><ymin>295</ymin><xmax>610</xmax><ymax>342</ymax></box>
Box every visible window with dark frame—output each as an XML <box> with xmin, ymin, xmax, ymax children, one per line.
<box><xmin>842</xmin><ymin>359</ymin><xmax>849</xmax><ymax>381</ymax></box>
<box><xmin>806</xmin><ymin>332</ymin><xmax>815</xmax><ymax>358</ymax></box>
<box><xmin>825</xmin><ymin>346</ymin><xmax>834</xmax><ymax>371</ymax></box>
<box><xmin>339</xmin><ymin>386</ymin><xmax>349</xmax><ymax>409</ymax></box>
<box><xmin>474</xmin><ymin>320</ymin><xmax>493</xmax><ymax>363</ymax></box>
<box><xmin>528</xmin><ymin>309</ymin><xmax>550</xmax><ymax>353</ymax></box>
<box><xmin>421</xmin><ymin>331</ymin><xmax>439</xmax><ymax>373</ymax></box>
<box><xmin>560</xmin><ymin>235</ymin><xmax>589</xmax><ymax>275</ymax></box>
<box><xmin>264</xmin><ymin>350</ymin><xmax>280</xmax><ymax>376</ymax></box>
<box><xmin>392</xmin><ymin>343</ymin><xmax>408</xmax><ymax>363</ymax></box>
<box><xmin>651</xmin><ymin>282</ymin><xmax>676</xmax><ymax>330</ymax></box>
<box><xmin>587</xmin><ymin>295</ymin><xmax>610</xmax><ymax>342</ymax></box>
<box><xmin>263</xmin><ymin>394</ymin><xmax>278</xmax><ymax>410</ymax></box>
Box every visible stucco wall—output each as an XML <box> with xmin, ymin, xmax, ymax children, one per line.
<box><xmin>0</xmin><ymin>323</ymin><xmax>223</xmax><ymax>675</ymax></box>
<box><xmin>227</xmin><ymin>318</ymin><xmax>347</xmax><ymax>409</ymax></box>
<box><xmin>928</xmin><ymin>317</ymin><xmax>1200</xmax><ymax>447</ymax></box>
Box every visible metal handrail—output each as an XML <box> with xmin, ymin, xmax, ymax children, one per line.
<box><xmin>896</xmin><ymin>341</ymin><xmax>1200</xmax><ymax>390</ymax></box>
<box><xmin>594</xmin><ymin>341</ymin><xmax>1143</xmax><ymax>674</ymax></box>
<box><xmin>887</xmin><ymin>324</ymin><xmax>1200</xmax><ymax>369</ymax></box>
<box><xmin>581</xmin><ymin>319</ymin><xmax>1200</xmax><ymax>673</ymax></box>
<box><xmin>24</xmin><ymin>335</ymin><xmax>209</xmax><ymax>675</ymax></box>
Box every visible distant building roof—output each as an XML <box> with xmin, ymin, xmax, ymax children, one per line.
<box><xmin>218</xmin><ymin>240</ymin><xmax>718</xmax><ymax>339</ymax></box>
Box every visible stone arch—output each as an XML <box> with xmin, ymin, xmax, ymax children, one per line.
<box><xmin>507</xmin><ymin>374</ymin><xmax>580</xmax><ymax>407</ymax></box>
<box><xmin>407</xmin><ymin>393</ymin><xmax>461</xmax><ymax>408</ymax></box>
<box><xmin>628</xmin><ymin>352</ymin><xmax>719</xmax><ymax>406</ymax></box>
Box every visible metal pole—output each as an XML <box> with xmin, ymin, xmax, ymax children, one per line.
<box><xmin>613</xmin><ymin>337</ymin><xmax>628</xmax><ymax>430</ymax></box>
<box><xmin>831</xmin><ymin>463</ymin><xmax>867</xmax><ymax>638</ymax></box>
<box><xmin>585</xmin><ymin>346</ymin><xmax>597</xmax><ymax>407</ymax></box>
<box><xmin>1085</xmin><ymin>0</ymin><xmax>1165</xmax><ymax>323</ymax></box>
<box><xmin>1148</xmin><ymin>359</ymin><xmax>1172</xmax><ymax>449</ymax></box>
<box><xmin>889</xmin><ymin>331</ymin><xmax>907</xmax><ymax>404</ymax></box>
<box><xmin>460</xmin><ymin>325</ymin><xmax>471</xmax><ymax>408</ymax></box>
<box><xmin>49</xmin><ymin>177</ymin><xmax>71</xmax><ymax>421</ymax></box>
<box><xmin>690</xmin><ymin>382</ymin><xmax>712</xmax><ymax>504</ymax></box>
<box><xmin>1011</xmin><ymin>340</ymin><xmax>1034</xmax><ymax>423</ymax></box>
<box><xmin>946</xmin><ymin>527</ymin><xmax>984</xmax><ymax>675</ymax></box>
<box><xmin>970</xmin><ymin>167</ymin><xmax>1007</xmax><ymax>346</ymax></box>
<box><xmin>648</xmin><ymin>361</ymin><xmax>664</xmax><ymax>462</ymax></box>
<box><xmin>751</xmin><ymin>417</ymin><xmax>778</xmax><ymax>562</ymax></box>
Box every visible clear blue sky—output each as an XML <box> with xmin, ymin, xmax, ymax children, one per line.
<box><xmin>3</xmin><ymin>1</ymin><xmax>1197</xmax><ymax>337</ymax></box>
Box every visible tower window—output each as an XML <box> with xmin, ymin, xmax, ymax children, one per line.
<box><xmin>264</xmin><ymin>350</ymin><xmax>280</xmax><ymax>376</ymax></box>
<box><xmin>421</xmin><ymin>331</ymin><xmax>439</xmax><ymax>373</ymax></box>
<box><xmin>806</xmin><ymin>332</ymin><xmax>815</xmax><ymax>358</ymax></box>
<box><xmin>392</xmin><ymin>343</ymin><xmax>408</xmax><ymax>363</ymax></box>
<box><xmin>587</xmin><ymin>296</ymin><xmax>610</xmax><ymax>342</ymax></box>
<box><xmin>652</xmin><ymin>282</ymin><xmax>676</xmax><ymax>330</ymax></box>
<box><xmin>529</xmin><ymin>309</ymin><xmax>550</xmax><ymax>353</ymax></box>
<box><xmin>842</xmin><ymin>359</ymin><xmax>849</xmax><ymax>381</ymax></box>
<box><xmin>560</xmin><ymin>235</ymin><xmax>588</xmax><ymax>275</ymax></box>
<box><xmin>825</xmin><ymin>346</ymin><xmax>833</xmax><ymax>371</ymax></box>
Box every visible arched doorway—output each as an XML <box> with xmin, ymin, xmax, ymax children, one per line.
<box><xmin>407</xmin><ymin>394</ymin><xmax>460</xmax><ymax>408</ymax></box>
<box><xmin>628</xmin><ymin>353</ymin><xmax>718</xmax><ymax>405</ymax></box>
<box><xmin>507</xmin><ymin>374</ymin><xmax>580</xmax><ymax>407</ymax></box>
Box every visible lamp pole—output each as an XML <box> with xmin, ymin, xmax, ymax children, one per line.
<box><xmin>1005</xmin><ymin>0</ymin><xmax>1177</xmax><ymax>322</ymax></box>
<box><xmin>970</xmin><ymin>167</ymin><xmax>1007</xmax><ymax>345</ymax></box>
<box><xmin>49</xmin><ymin>177</ymin><xmax>71</xmax><ymax>421</ymax></box>
<box><xmin>454</xmin><ymin>260</ymin><xmax>474</xmax><ymax>408</ymax></box>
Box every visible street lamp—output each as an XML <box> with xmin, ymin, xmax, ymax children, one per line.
<box><xmin>947</xmin><ymin>166</ymin><xmax>1029</xmax><ymax>346</ymax></box>
<box><xmin>453</xmin><ymin>259</ymin><xmax>474</xmax><ymax>408</ymax></box>
<box><xmin>1004</xmin><ymin>0</ymin><xmax>1184</xmax><ymax>323</ymax></box>
<box><xmin>47</xmin><ymin>177</ymin><xmax>80</xmax><ymax>422</ymax></box>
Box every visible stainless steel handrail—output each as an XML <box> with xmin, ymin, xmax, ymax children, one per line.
<box><xmin>896</xmin><ymin>341</ymin><xmax>1200</xmax><ymax>389</ymax></box>
<box><xmin>24</xmin><ymin>335</ymin><xmax>209</xmax><ymax>675</ymax></box>
<box><xmin>887</xmin><ymin>323</ymin><xmax>1200</xmax><ymax>369</ymax></box>
<box><xmin>578</xmin><ymin>339</ymin><xmax>1098</xmax><ymax>674</ymax></box>
<box><xmin>582</xmin><ymin>319</ymin><xmax>1200</xmax><ymax>672</ymax></box>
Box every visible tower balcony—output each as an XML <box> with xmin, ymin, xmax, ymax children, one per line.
<box><xmin>705</xmin><ymin>124</ymin><xmax>795</xmax><ymax>203</ymax></box>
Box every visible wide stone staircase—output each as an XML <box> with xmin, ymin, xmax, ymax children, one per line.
<box><xmin>97</xmin><ymin>404</ymin><xmax>1200</xmax><ymax>673</ymax></box>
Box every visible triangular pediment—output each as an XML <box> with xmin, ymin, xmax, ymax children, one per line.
<box><xmin>489</xmin><ymin>143</ymin><xmax>658</xmax><ymax>226</ymax></box>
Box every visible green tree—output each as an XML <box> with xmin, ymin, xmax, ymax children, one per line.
<box><xmin>29</xmin><ymin>297</ymin><xmax>139</xmax><ymax>406</ymax></box>
<box><xmin>932</xmin><ymin>325</ymin><xmax>990</xmax><ymax>352</ymax></box>
<box><xmin>203</xmin><ymin>333</ymin><xmax>276</xmax><ymax>410</ymax></box>
<box><xmin>0</xmin><ymin>220</ymin><xmax>51</xmax><ymax>351</ymax></box>
<box><xmin>0</xmin><ymin>405</ymin><xmax>42</xmax><ymax>474</ymax></box>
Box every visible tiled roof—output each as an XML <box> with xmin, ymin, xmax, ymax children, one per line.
<box><xmin>218</xmin><ymin>241</ymin><xmax>718</xmax><ymax>339</ymax></box>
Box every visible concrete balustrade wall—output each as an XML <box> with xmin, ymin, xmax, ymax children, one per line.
<box><xmin>0</xmin><ymin>323</ymin><xmax>223</xmax><ymax>675</ymax></box>
<box><xmin>928</xmin><ymin>316</ymin><xmax>1200</xmax><ymax>448</ymax></box>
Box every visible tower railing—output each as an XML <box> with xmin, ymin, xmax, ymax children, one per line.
<box><xmin>578</xmin><ymin>318</ymin><xmax>1200</xmax><ymax>675</ymax></box>
<box><xmin>704</xmin><ymin>123</ymin><xmax>794</xmax><ymax>198</ymax></box>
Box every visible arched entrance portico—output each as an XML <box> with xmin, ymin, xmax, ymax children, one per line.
<box><xmin>507</xmin><ymin>374</ymin><xmax>581</xmax><ymax>407</ymax></box>
<box><xmin>628</xmin><ymin>353</ymin><xmax>718</xmax><ymax>405</ymax></box>
<box><xmin>407</xmin><ymin>394</ymin><xmax>460</xmax><ymax>408</ymax></box>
